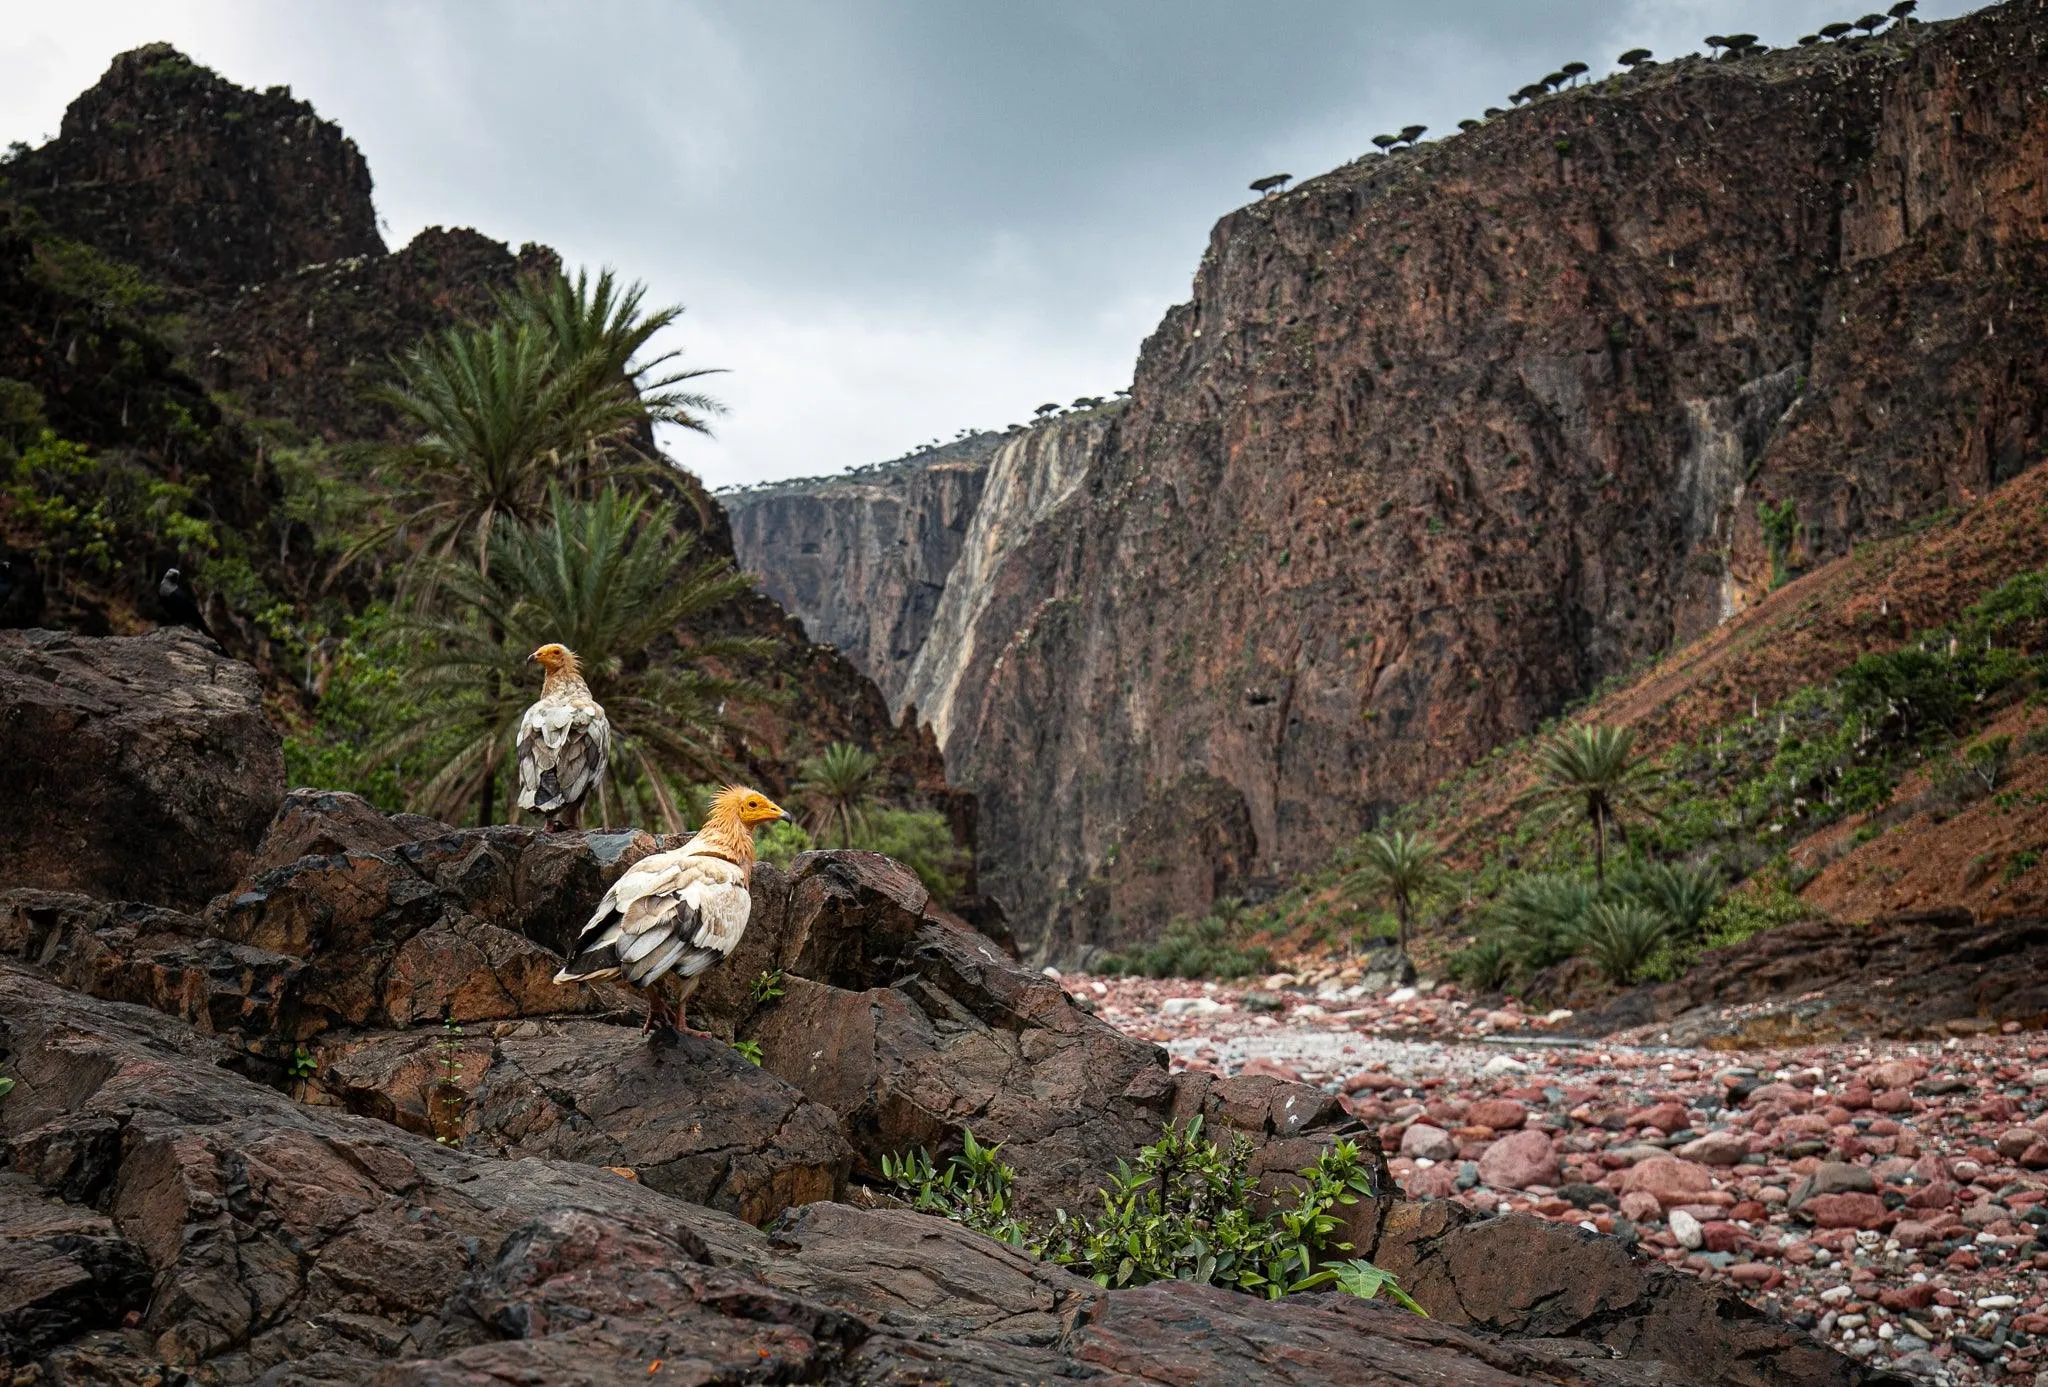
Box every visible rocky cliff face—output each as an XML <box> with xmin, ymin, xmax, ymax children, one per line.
<box><xmin>747</xmin><ymin>3</ymin><xmax>2048</xmax><ymax>961</ymax></box>
<box><xmin>724</xmin><ymin>434</ymin><xmax>1002</xmax><ymax>705</ymax></box>
<box><xmin>3</xmin><ymin>43</ymin><xmax>382</xmax><ymax>292</ymax></box>
<box><xmin>902</xmin><ymin>409</ymin><xmax>1115</xmax><ymax>739</ymax></box>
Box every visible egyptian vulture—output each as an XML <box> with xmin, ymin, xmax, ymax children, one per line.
<box><xmin>516</xmin><ymin>643</ymin><xmax>611</xmax><ymax>831</ymax></box>
<box><xmin>553</xmin><ymin>784</ymin><xmax>788</xmax><ymax>1035</ymax></box>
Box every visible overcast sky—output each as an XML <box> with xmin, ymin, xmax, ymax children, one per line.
<box><xmin>1</xmin><ymin>1</ymin><xmax>1983</xmax><ymax>489</ymax></box>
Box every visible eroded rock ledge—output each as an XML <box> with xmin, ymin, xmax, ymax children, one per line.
<box><xmin>0</xmin><ymin>640</ymin><xmax>1883</xmax><ymax>1384</ymax></box>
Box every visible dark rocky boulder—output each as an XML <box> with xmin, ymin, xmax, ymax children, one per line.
<box><xmin>1372</xmin><ymin>1201</ymin><xmax>1878</xmax><ymax>1387</ymax></box>
<box><xmin>701</xmin><ymin>850</ymin><xmax>1386</xmax><ymax>1222</ymax></box>
<box><xmin>0</xmin><ymin>628</ymin><xmax>284</xmax><ymax>910</ymax></box>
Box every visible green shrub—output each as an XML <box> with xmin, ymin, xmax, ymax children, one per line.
<box><xmin>1614</xmin><ymin>860</ymin><xmax>1721</xmax><ymax>939</ymax></box>
<box><xmin>1447</xmin><ymin>935</ymin><xmax>1514</xmax><ymax>991</ymax></box>
<box><xmin>1099</xmin><ymin>913</ymin><xmax>1273</xmax><ymax>980</ymax></box>
<box><xmin>1696</xmin><ymin>879</ymin><xmax>1814</xmax><ymax>951</ymax></box>
<box><xmin>857</xmin><ymin>807</ymin><xmax>971</xmax><ymax>900</ymax></box>
<box><xmin>1571</xmin><ymin>902</ymin><xmax>1670</xmax><ymax>985</ymax></box>
<box><xmin>885</xmin><ymin>1120</ymin><xmax>1421</xmax><ymax>1311</ymax></box>
<box><xmin>754</xmin><ymin>817</ymin><xmax>813</xmax><ymax>868</ymax></box>
<box><xmin>1491</xmin><ymin>874</ymin><xmax>1595</xmax><ymax>972</ymax></box>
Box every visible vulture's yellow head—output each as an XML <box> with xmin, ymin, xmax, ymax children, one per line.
<box><xmin>529</xmin><ymin>643</ymin><xmax>581</xmax><ymax>677</ymax></box>
<box><xmin>713</xmin><ymin>784</ymin><xmax>788</xmax><ymax>827</ymax></box>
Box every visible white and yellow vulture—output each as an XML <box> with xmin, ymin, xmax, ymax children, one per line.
<box><xmin>553</xmin><ymin>784</ymin><xmax>788</xmax><ymax>1035</ymax></box>
<box><xmin>516</xmin><ymin>643</ymin><xmax>611</xmax><ymax>831</ymax></box>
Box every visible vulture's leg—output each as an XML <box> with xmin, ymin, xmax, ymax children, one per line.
<box><xmin>642</xmin><ymin>988</ymin><xmax>677</xmax><ymax>1039</ymax></box>
<box><xmin>672</xmin><ymin>975</ymin><xmax>713</xmax><ymax>1039</ymax></box>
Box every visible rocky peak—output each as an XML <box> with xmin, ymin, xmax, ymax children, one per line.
<box><xmin>7</xmin><ymin>43</ymin><xmax>383</xmax><ymax>290</ymax></box>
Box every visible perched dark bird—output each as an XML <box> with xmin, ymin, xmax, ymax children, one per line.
<box><xmin>157</xmin><ymin>568</ymin><xmax>217</xmax><ymax>642</ymax></box>
<box><xmin>0</xmin><ymin>553</ymin><xmax>45</xmax><ymax>629</ymax></box>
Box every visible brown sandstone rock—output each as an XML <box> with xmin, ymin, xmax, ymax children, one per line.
<box><xmin>1476</xmin><ymin>1129</ymin><xmax>1559</xmax><ymax>1191</ymax></box>
<box><xmin>1617</xmin><ymin>1155</ymin><xmax>1714</xmax><ymax>1209</ymax></box>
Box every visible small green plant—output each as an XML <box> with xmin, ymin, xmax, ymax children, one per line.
<box><xmin>751</xmin><ymin>969</ymin><xmax>787</xmax><ymax>1004</ymax></box>
<box><xmin>732</xmin><ymin>1039</ymin><xmax>765</xmax><ymax>1066</ymax></box>
<box><xmin>2004</xmin><ymin>850</ymin><xmax>2041</xmax><ymax>883</ymax></box>
<box><xmin>288</xmin><ymin>1046</ymin><xmax>318</xmax><ymax>1080</ymax></box>
<box><xmin>0</xmin><ymin>1076</ymin><xmax>13</xmax><ymax>1100</ymax></box>
<box><xmin>1572</xmin><ymin>902</ymin><xmax>1670</xmax><ymax>985</ymax></box>
<box><xmin>1446</xmin><ymin>935</ymin><xmax>1515</xmax><ymax>991</ymax></box>
<box><xmin>1759</xmin><ymin>498</ymin><xmax>1800</xmax><ymax>587</ymax></box>
<box><xmin>433</xmin><ymin>1015</ymin><xmax>466</xmax><ymax>1145</ymax></box>
<box><xmin>1099</xmin><ymin>912</ymin><xmax>1273</xmax><ymax>980</ymax></box>
<box><xmin>882</xmin><ymin>1129</ymin><xmax>1033</xmax><ymax>1245</ymax></box>
<box><xmin>1324</xmin><ymin>1258</ymin><xmax>1429</xmax><ymax>1314</ymax></box>
<box><xmin>885</xmin><ymin>1121</ymin><xmax>1421</xmax><ymax>1312</ymax></box>
<box><xmin>1964</xmin><ymin>734</ymin><xmax>2015</xmax><ymax>793</ymax></box>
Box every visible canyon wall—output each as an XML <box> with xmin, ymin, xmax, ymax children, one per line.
<box><xmin>742</xmin><ymin>2</ymin><xmax>2048</xmax><ymax>962</ymax></box>
<box><xmin>724</xmin><ymin>433</ymin><xmax>1002</xmax><ymax>704</ymax></box>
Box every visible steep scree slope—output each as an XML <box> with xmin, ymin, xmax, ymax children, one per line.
<box><xmin>935</xmin><ymin>4</ymin><xmax>2048</xmax><ymax>960</ymax></box>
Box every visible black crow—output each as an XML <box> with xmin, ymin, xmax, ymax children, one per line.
<box><xmin>158</xmin><ymin>568</ymin><xmax>218</xmax><ymax>642</ymax></box>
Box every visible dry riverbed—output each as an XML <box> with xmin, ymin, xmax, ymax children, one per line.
<box><xmin>1061</xmin><ymin>969</ymin><xmax>2048</xmax><ymax>1385</ymax></box>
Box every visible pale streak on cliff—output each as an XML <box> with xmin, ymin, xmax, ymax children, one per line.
<box><xmin>723</xmin><ymin>437</ymin><xmax>999</xmax><ymax>704</ymax></box>
<box><xmin>900</xmin><ymin>409</ymin><xmax>1114</xmax><ymax>746</ymax></box>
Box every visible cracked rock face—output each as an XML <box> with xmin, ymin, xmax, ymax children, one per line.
<box><xmin>730</xmin><ymin>6</ymin><xmax>2048</xmax><ymax>964</ymax></box>
<box><xmin>0</xmin><ymin>643</ymin><xmax>1880</xmax><ymax>1384</ymax></box>
<box><xmin>0</xmin><ymin>628</ymin><xmax>285</xmax><ymax>911</ymax></box>
<box><xmin>0</xmin><ymin>961</ymin><xmax>1879</xmax><ymax>1386</ymax></box>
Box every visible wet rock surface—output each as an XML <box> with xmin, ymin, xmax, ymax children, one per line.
<box><xmin>0</xmin><ymin>627</ymin><xmax>285</xmax><ymax>910</ymax></box>
<box><xmin>0</xmin><ymin>912</ymin><xmax>1883</xmax><ymax>1387</ymax></box>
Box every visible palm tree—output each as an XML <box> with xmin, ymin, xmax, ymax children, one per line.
<box><xmin>501</xmin><ymin>267</ymin><xmax>726</xmax><ymax>460</ymax></box>
<box><xmin>1519</xmin><ymin>724</ymin><xmax>1661</xmax><ymax>883</ymax></box>
<box><xmin>1343</xmin><ymin>829</ymin><xmax>1450</xmax><ymax>955</ymax></box>
<box><xmin>1573</xmin><ymin>902</ymin><xmax>1669</xmax><ymax>985</ymax></box>
<box><xmin>349</xmin><ymin>270</ymin><xmax>721</xmax><ymax>584</ymax></box>
<box><xmin>373</xmin><ymin>485</ymin><xmax>763</xmax><ymax>829</ymax></box>
<box><xmin>794</xmin><ymin>742</ymin><xmax>882</xmax><ymax>847</ymax></box>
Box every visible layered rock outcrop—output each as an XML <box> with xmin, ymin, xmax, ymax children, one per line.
<box><xmin>724</xmin><ymin>435</ymin><xmax>1002</xmax><ymax>704</ymax></box>
<box><xmin>1</xmin><ymin>43</ymin><xmax>382</xmax><ymax>293</ymax></box>
<box><xmin>0</xmin><ymin>637</ymin><xmax>1877</xmax><ymax>1386</ymax></box>
<box><xmin>742</xmin><ymin>4</ymin><xmax>2048</xmax><ymax>960</ymax></box>
<box><xmin>0</xmin><ymin>627</ymin><xmax>283</xmax><ymax>909</ymax></box>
